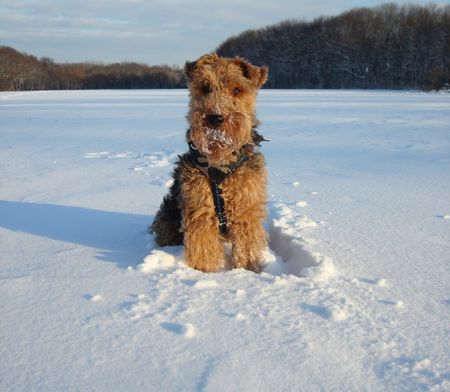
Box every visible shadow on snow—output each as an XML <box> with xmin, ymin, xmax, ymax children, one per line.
<box><xmin>0</xmin><ymin>200</ymin><xmax>151</xmax><ymax>269</ymax></box>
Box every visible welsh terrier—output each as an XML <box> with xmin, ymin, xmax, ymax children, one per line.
<box><xmin>151</xmin><ymin>53</ymin><xmax>269</xmax><ymax>272</ymax></box>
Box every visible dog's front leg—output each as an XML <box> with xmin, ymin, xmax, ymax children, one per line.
<box><xmin>181</xmin><ymin>173</ymin><xmax>224</xmax><ymax>272</ymax></box>
<box><xmin>183</xmin><ymin>211</ymin><xmax>224</xmax><ymax>272</ymax></box>
<box><xmin>230</xmin><ymin>214</ymin><xmax>267</xmax><ymax>273</ymax></box>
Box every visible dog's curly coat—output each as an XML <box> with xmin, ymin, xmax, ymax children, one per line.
<box><xmin>151</xmin><ymin>53</ymin><xmax>269</xmax><ymax>272</ymax></box>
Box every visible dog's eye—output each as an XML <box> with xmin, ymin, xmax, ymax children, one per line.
<box><xmin>233</xmin><ymin>87</ymin><xmax>240</xmax><ymax>96</ymax></box>
<box><xmin>201</xmin><ymin>85</ymin><xmax>212</xmax><ymax>94</ymax></box>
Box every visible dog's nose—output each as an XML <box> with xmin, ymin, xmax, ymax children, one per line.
<box><xmin>207</xmin><ymin>114</ymin><xmax>224</xmax><ymax>127</ymax></box>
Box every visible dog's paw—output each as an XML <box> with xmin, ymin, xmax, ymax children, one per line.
<box><xmin>233</xmin><ymin>259</ymin><xmax>263</xmax><ymax>273</ymax></box>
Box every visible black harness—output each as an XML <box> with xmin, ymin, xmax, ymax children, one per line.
<box><xmin>188</xmin><ymin>142</ymin><xmax>249</xmax><ymax>235</ymax></box>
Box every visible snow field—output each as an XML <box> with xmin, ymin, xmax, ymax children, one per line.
<box><xmin>1</xmin><ymin>90</ymin><xmax>449</xmax><ymax>391</ymax></box>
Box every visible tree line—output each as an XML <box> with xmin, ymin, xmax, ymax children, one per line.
<box><xmin>0</xmin><ymin>46</ymin><xmax>184</xmax><ymax>91</ymax></box>
<box><xmin>217</xmin><ymin>3</ymin><xmax>450</xmax><ymax>90</ymax></box>
<box><xmin>1</xmin><ymin>3</ymin><xmax>449</xmax><ymax>91</ymax></box>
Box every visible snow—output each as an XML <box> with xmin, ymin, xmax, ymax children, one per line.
<box><xmin>1</xmin><ymin>89</ymin><xmax>450</xmax><ymax>391</ymax></box>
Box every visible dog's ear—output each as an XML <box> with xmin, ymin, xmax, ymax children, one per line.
<box><xmin>258</xmin><ymin>66</ymin><xmax>269</xmax><ymax>87</ymax></box>
<box><xmin>184</xmin><ymin>60</ymin><xmax>197</xmax><ymax>81</ymax></box>
<box><xmin>234</xmin><ymin>57</ymin><xmax>268</xmax><ymax>88</ymax></box>
<box><xmin>185</xmin><ymin>53</ymin><xmax>219</xmax><ymax>81</ymax></box>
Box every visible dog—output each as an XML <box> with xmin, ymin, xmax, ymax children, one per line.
<box><xmin>151</xmin><ymin>53</ymin><xmax>268</xmax><ymax>272</ymax></box>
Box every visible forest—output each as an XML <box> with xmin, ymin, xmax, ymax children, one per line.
<box><xmin>217</xmin><ymin>3</ymin><xmax>450</xmax><ymax>90</ymax></box>
<box><xmin>0</xmin><ymin>46</ymin><xmax>184</xmax><ymax>91</ymax></box>
<box><xmin>1</xmin><ymin>3</ymin><xmax>449</xmax><ymax>91</ymax></box>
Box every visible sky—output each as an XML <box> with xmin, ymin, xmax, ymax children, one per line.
<box><xmin>1</xmin><ymin>0</ymin><xmax>448</xmax><ymax>66</ymax></box>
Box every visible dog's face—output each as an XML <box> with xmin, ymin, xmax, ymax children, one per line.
<box><xmin>185</xmin><ymin>53</ymin><xmax>268</xmax><ymax>164</ymax></box>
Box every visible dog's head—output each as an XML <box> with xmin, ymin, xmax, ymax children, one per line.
<box><xmin>185</xmin><ymin>53</ymin><xmax>268</xmax><ymax>164</ymax></box>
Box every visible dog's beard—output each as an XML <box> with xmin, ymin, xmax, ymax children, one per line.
<box><xmin>189</xmin><ymin>112</ymin><xmax>252</xmax><ymax>165</ymax></box>
<box><xmin>202</xmin><ymin>127</ymin><xmax>233</xmax><ymax>151</ymax></box>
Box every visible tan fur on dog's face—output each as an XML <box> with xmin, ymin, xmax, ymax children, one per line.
<box><xmin>185</xmin><ymin>53</ymin><xmax>268</xmax><ymax>165</ymax></box>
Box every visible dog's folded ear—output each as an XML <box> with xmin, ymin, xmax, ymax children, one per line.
<box><xmin>184</xmin><ymin>60</ymin><xmax>197</xmax><ymax>81</ymax></box>
<box><xmin>233</xmin><ymin>57</ymin><xmax>268</xmax><ymax>88</ymax></box>
<box><xmin>184</xmin><ymin>53</ymin><xmax>219</xmax><ymax>81</ymax></box>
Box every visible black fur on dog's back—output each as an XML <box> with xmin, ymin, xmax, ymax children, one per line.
<box><xmin>150</xmin><ymin>159</ymin><xmax>184</xmax><ymax>246</ymax></box>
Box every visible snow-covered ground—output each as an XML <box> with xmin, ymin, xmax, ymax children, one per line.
<box><xmin>1</xmin><ymin>89</ymin><xmax>449</xmax><ymax>391</ymax></box>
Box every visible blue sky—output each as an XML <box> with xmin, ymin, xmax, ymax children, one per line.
<box><xmin>1</xmin><ymin>0</ymin><xmax>448</xmax><ymax>66</ymax></box>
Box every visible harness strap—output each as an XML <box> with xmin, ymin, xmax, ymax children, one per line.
<box><xmin>210</xmin><ymin>181</ymin><xmax>228</xmax><ymax>235</ymax></box>
<box><xmin>188</xmin><ymin>142</ymin><xmax>250</xmax><ymax>234</ymax></box>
